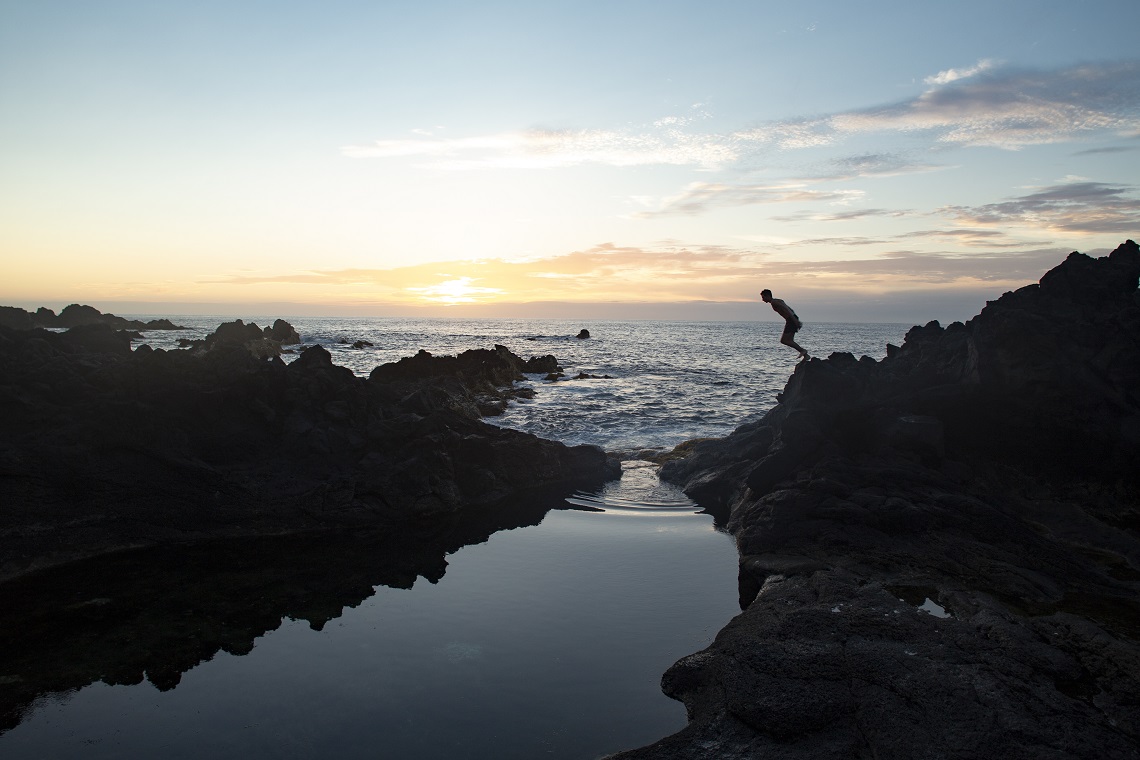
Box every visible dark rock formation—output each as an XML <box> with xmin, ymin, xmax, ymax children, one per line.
<box><xmin>577</xmin><ymin>328</ymin><xmax>591</xmax><ymax>339</ymax></box>
<box><xmin>369</xmin><ymin>344</ymin><xmax>562</xmax><ymax>418</ymax></box>
<box><xmin>0</xmin><ymin>327</ymin><xmax>618</xmax><ymax>584</ymax></box>
<box><xmin>172</xmin><ymin>318</ymin><xmax>304</xmax><ymax>359</ymax></box>
<box><xmin>612</xmin><ymin>241</ymin><xmax>1140</xmax><ymax>759</ymax></box>
<box><xmin>0</xmin><ymin>304</ymin><xmax>188</xmax><ymax>331</ymax></box>
<box><xmin>265</xmin><ymin>318</ymin><xmax>301</xmax><ymax>344</ymax></box>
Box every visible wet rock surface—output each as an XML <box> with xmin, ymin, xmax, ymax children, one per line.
<box><xmin>0</xmin><ymin>326</ymin><xmax>617</xmax><ymax>583</ymax></box>
<box><xmin>614</xmin><ymin>241</ymin><xmax>1140</xmax><ymax>759</ymax></box>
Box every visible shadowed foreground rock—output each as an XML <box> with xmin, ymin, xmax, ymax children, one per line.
<box><xmin>614</xmin><ymin>241</ymin><xmax>1140</xmax><ymax>759</ymax></box>
<box><xmin>0</xmin><ymin>328</ymin><xmax>617</xmax><ymax>582</ymax></box>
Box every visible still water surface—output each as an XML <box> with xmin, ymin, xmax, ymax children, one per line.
<box><xmin>2</xmin><ymin>467</ymin><xmax>737</xmax><ymax>759</ymax></box>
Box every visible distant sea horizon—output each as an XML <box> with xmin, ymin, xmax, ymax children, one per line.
<box><xmin>4</xmin><ymin>290</ymin><xmax>999</xmax><ymax>326</ymax></box>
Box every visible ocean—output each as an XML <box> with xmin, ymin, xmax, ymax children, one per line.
<box><xmin>2</xmin><ymin>317</ymin><xmax>911</xmax><ymax>759</ymax></box>
<box><xmin>133</xmin><ymin>316</ymin><xmax>911</xmax><ymax>453</ymax></box>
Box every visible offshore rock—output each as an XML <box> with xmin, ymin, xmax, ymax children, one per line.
<box><xmin>0</xmin><ymin>327</ymin><xmax>618</xmax><ymax>583</ymax></box>
<box><xmin>613</xmin><ymin>241</ymin><xmax>1140</xmax><ymax>759</ymax></box>
<box><xmin>265</xmin><ymin>318</ymin><xmax>301</xmax><ymax>344</ymax></box>
<box><xmin>173</xmin><ymin>318</ymin><xmax>304</xmax><ymax>359</ymax></box>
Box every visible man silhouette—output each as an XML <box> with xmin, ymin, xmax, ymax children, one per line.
<box><xmin>761</xmin><ymin>289</ymin><xmax>809</xmax><ymax>360</ymax></box>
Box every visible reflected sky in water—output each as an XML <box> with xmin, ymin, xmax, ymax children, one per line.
<box><xmin>1</xmin><ymin>499</ymin><xmax>738</xmax><ymax>759</ymax></box>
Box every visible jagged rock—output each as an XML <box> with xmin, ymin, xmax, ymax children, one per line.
<box><xmin>577</xmin><ymin>328</ymin><xmax>591</xmax><ymax>339</ymax></box>
<box><xmin>614</xmin><ymin>241</ymin><xmax>1140</xmax><ymax>760</ymax></box>
<box><xmin>206</xmin><ymin>319</ymin><xmax>264</xmax><ymax>346</ymax></box>
<box><xmin>0</xmin><ymin>328</ymin><xmax>619</xmax><ymax>585</ymax></box>
<box><xmin>264</xmin><ymin>319</ymin><xmax>301</xmax><ymax>344</ymax></box>
<box><xmin>0</xmin><ymin>304</ymin><xmax>189</xmax><ymax>331</ymax></box>
<box><xmin>0</xmin><ymin>306</ymin><xmax>33</xmax><ymax>330</ymax></box>
<box><xmin>520</xmin><ymin>354</ymin><xmax>561</xmax><ymax>374</ymax></box>
<box><xmin>199</xmin><ymin>319</ymin><xmax>285</xmax><ymax>359</ymax></box>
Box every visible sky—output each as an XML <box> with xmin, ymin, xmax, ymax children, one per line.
<box><xmin>2</xmin><ymin>1</ymin><xmax>1139</xmax><ymax>324</ymax></box>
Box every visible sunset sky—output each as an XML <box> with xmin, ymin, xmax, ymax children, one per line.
<box><xmin>2</xmin><ymin>1</ymin><xmax>1139</xmax><ymax>323</ymax></box>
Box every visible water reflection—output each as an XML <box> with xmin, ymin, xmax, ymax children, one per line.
<box><xmin>0</xmin><ymin>477</ymin><xmax>740</xmax><ymax>760</ymax></box>
<box><xmin>0</xmin><ymin>488</ymin><xmax>566</xmax><ymax>734</ymax></box>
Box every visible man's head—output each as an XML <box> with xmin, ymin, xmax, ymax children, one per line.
<box><xmin>760</xmin><ymin>289</ymin><xmax>772</xmax><ymax>303</ymax></box>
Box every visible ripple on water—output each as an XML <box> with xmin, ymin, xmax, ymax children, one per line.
<box><xmin>565</xmin><ymin>461</ymin><xmax>700</xmax><ymax>516</ymax></box>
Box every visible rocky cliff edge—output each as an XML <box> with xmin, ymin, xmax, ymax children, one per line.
<box><xmin>614</xmin><ymin>240</ymin><xmax>1140</xmax><ymax>759</ymax></box>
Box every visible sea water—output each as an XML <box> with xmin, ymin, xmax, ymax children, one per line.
<box><xmin>0</xmin><ymin>318</ymin><xmax>909</xmax><ymax>759</ymax></box>
<box><xmin>128</xmin><ymin>317</ymin><xmax>907</xmax><ymax>452</ymax></box>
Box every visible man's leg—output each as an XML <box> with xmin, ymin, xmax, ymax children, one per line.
<box><xmin>781</xmin><ymin>329</ymin><xmax>810</xmax><ymax>360</ymax></box>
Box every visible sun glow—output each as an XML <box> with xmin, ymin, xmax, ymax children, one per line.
<box><xmin>407</xmin><ymin>277</ymin><xmax>503</xmax><ymax>304</ymax></box>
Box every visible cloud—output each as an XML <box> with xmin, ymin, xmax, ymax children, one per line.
<box><xmin>1072</xmin><ymin>145</ymin><xmax>1138</xmax><ymax>155</ymax></box>
<box><xmin>894</xmin><ymin>229</ymin><xmax>1051</xmax><ymax>249</ymax></box>
<box><xmin>924</xmin><ymin>59</ymin><xmax>997</xmax><ymax>86</ymax></box>
<box><xmin>820</xmin><ymin>153</ymin><xmax>945</xmax><ymax>179</ymax></box>
<box><xmin>938</xmin><ymin>181</ymin><xmax>1140</xmax><ymax>233</ymax></box>
<box><xmin>204</xmin><ymin>238</ymin><xmax>1097</xmax><ymax>313</ymax></box>
<box><xmin>206</xmin><ymin>243</ymin><xmax>771</xmax><ymax>305</ymax></box>
<box><xmin>753</xmin><ymin>246</ymin><xmax>1081</xmax><ymax>287</ymax></box>
<box><xmin>739</xmin><ymin>61</ymin><xmax>1140</xmax><ymax>151</ymax></box>
<box><xmin>343</xmin><ymin>62</ymin><xmax>1140</xmax><ymax>181</ymax></box>
<box><xmin>771</xmin><ymin>208</ymin><xmax>912</xmax><ymax>223</ymax></box>
<box><xmin>343</xmin><ymin>127</ymin><xmax>738</xmax><ymax>170</ymax></box>
<box><xmin>776</xmin><ymin>227</ymin><xmax>1045</xmax><ymax>251</ymax></box>
<box><xmin>634</xmin><ymin>182</ymin><xmax>863</xmax><ymax>218</ymax></box>
<box><xmin>636</xmin><ymin>152</ymin><xmax>941</xmax><ymax>217</ymax></box>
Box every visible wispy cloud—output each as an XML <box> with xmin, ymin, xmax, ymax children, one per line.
<box><xmin>1072</xmin><ymin>145</ymin><xmax>1138</xmax><ymax>156</ymax></box>
<box><xmin>771</xmin><ymin>208</ymin><xmax>913</xmax><ymax>223</ymax></box>
<box><xmin>938</xmin><ymin>181</ymin><xmax>1140</xmax><ymax>233</ymax></box>
<box><xmin>636</xmin><ymin>152</ymin><xmax>941</xmax><ymax>217</ymax></box>
<box><xmin>634</xmin><ymin>183</ymin><xmax>863</xmax><ymax>218</ymax></box>
<box><xmin>923</xmin><ymin>58</ymin><xmax>998</xmax><ymax>86</ymax></box>
<box><xmin>343</xmin><ymin>126</ymin><xmax>737</xmax><ymax>170</ymax></box>
<box><xmin>346</xmin><ymin>62</ymin><xmax>1140</xmax><ymax>171</ymax></box>
<box><xmin>776</xmin><ymin>228</ymin><xmax>1045</xmax><ymax>250</ymax></box>
<box><xmin>738</xmin><ymin>61</ymin><xmax>1140</xmax><ymax>151</ymax></box>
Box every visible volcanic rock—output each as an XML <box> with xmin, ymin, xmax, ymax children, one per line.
<box><xmin>613</xmin><ymin>241</ymin><xmax>1140</xmax><ymax>759</ymax></box>
<box><xmin>0</xmin><ymin>327</ymin><xmax>618</xmax><ymax>583</ymax></box>
<box><xmin>265</xmin><ymin>318</ymin><xmax>301</xmax><ymax>344</ymax></box>
<box><xmin>0</xmin><ymin>303</ymin><xmax>188</xmax><ymax>331</ymax></box>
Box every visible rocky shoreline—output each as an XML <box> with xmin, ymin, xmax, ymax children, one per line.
<box><xmin>0</xmin><ymin>322</ymin><xmax>618</xmax><ymax>584</ymax></box>
<box><xmin>611</xmin><ymin>241</ymin><xmax>1140</xmax><ymax>759</ymax></box>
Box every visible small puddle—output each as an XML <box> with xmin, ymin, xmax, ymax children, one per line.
<box><xmin>916</xmin><ymin>598</ymin><xmax>951</xmax><ymax>618</ymax></box>
<box><xmin>887</xmin><ymin>584</ymin><xmax>953</xmax><ymax>619</ymax></box>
